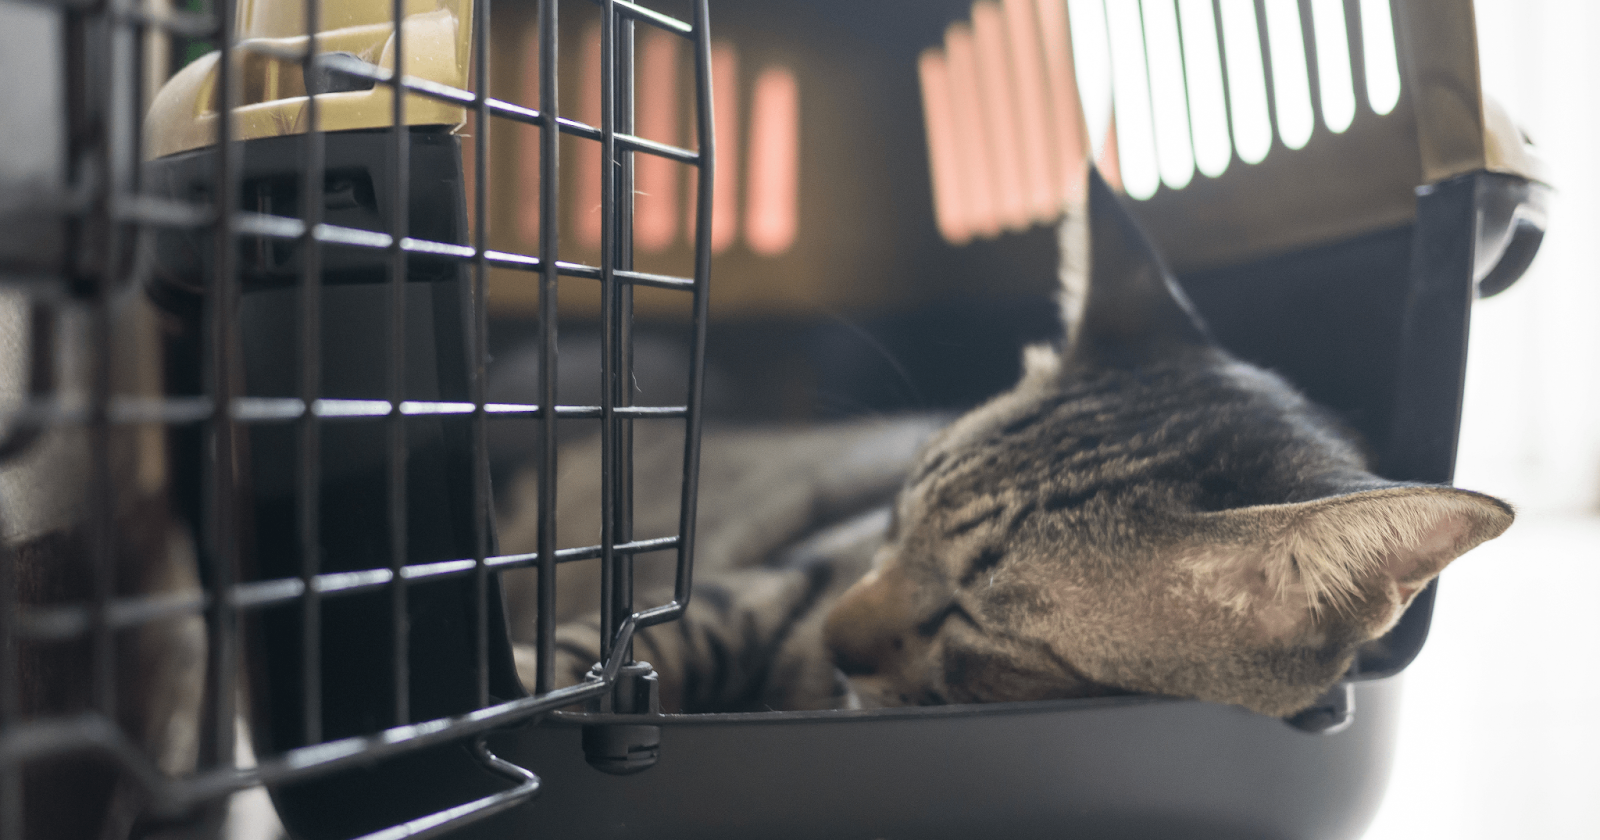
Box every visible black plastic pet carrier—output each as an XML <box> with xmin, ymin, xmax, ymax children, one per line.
<box><xmin>0</xmin><ymin>0</ymin><xmax>1546</xmax><ymax>839</ymax></box>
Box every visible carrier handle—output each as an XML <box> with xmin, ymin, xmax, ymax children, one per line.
<box><xmin>1472</xmin><ymin>173</ymin><xmax>1549</xmax><ymax>299</ymax></box>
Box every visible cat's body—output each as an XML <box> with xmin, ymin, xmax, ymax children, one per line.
<box><xmin>499</xmin><ymin>417</ymin><xmax>944</xmax><ymax>711</ymax></box>
<box><xmin>501</xmin><ymin>171</ymin><xmax>1512</xmax><ymax>717</ymax></box>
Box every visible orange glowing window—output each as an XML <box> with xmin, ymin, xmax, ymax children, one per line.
<box><xmin>744</xmin><ymin>66</ymin><xmax>799</xmax><ymax>257</ymax></box>
<box><xmin>1035</xmin><ymin>0</ymin><xmax>1090</xmax><ymax>207</ymax></box>
<box><xmin>919</xmin><ymin>50</ymin><xmax>970</xmax><ymax>245</ymax></box>
<box><xmin>634</xmin><ymin>29</ymin><xmax>681</xmax><ymax>253</ymax></box>
<box><xmin>971</xmin><ymin>2</ymin><xmax>1029</xmax><ymax>232</ymax></box>
<box><xmin>1002</xmin><ymin>0</ymin><xmax>1059</xmax><ymax>218</ymax></box>
<box><xmin>544</xmin><ymin>29</ymin><xmax>799</xmax><ymax>257</ymax></box>
<box><xmin>921</xmin><ymin>1</ymin><xmax>1122</xmax><ymax>244</ymax></box>
<box><xmin>944</xmin><ymin>25</ymin><xmax>1000</xmax><ymax>239</ymax></box>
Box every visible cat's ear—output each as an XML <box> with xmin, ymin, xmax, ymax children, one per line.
<box><xmin>1059</xmin><ymin>167</ymin><xmax>1213</xmax><ymax>366</ymax></box>
<box><xmin>1187</xmin><ymin>486</ymin><xmax>1513</xmax><ymax>639</ymax></box>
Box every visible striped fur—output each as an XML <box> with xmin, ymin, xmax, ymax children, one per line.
<box><xmin>506</xmin><ymin>170</ymin><xmax>1512</xmax><ymax>717</ymax></box>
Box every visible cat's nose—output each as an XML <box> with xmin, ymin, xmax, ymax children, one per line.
<box><xmin>823</xmin><ymin>564</ymin><xmax>916</xmax><ymax>675</ymax></box>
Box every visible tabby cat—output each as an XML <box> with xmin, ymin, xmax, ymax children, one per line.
<box><xmin>499</xmin><ymin>169</ymin><xmax>1512</xmax><ymax>718</ymax></box>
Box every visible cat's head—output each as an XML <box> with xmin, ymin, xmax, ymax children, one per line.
<box><xmin>823</xmin><ymin>170</ymin><xmax>1512</xmax><ymax>716</ymax></box>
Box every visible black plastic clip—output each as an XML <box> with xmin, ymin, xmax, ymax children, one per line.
<box><xmin>581</xmin><ymin>661</ymin><xmax>662</xmax><ymax>775</ymax></box>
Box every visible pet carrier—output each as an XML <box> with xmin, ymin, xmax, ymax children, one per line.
<box><xmin>0</xmin><ymin>0</ymin><xmax>1546</xmax><ymax>839</ymax></box>
<box><xmin>2</xmin><ymin>0</ymin><xmax>712</xmax><ymax>837</ymax></box>
<box><xmin>465</xmin><ymin>1</ymin><xmax>1545</xmax><ymax>839</ymax></box>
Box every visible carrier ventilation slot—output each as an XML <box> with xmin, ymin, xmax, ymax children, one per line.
<box><xmin>919</xmin><ymin>0</ymin><xmax>1404</xmax><ymax>243</ymax></box>
<box><xmin>511</xmin><ymin>24</ymin><xmax>799</xmax><ymax>258</ymax></box>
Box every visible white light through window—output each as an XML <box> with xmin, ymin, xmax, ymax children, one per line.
<box><xmin>1141</xmin><ymin>0</ymin><xmax>1195</xmax><ymax>190</ymax></box>
<box><xmin>1360</xmin><ymin>0</ymin><xmax>1401</xmax><ymax>115</ymax></box>
<box><xmin>1105</xmin><ymin>0</ymin><xmax>1160</xmax><ymax>199</ymax></box>
<box><xmin>1065</xmin><ymin>0</ymin><xmax>1112</xmax><ymax>163</ymax></box>
<box><xmin>1310</xmin><ymin>0</ymin><xmax>1355</xmax><ymax>132</ymax></box>
<box><xmin>1176</xmin><ymin>0</ymin><xmax>1231</xmax><ymax>178</ymax></box>
<box><xmin>1218</xmin><ymin>0</ymin><xmax>1271</xmax><ymax>164</ymax></box>
<box><xmin>1263</xmin><ymin>0</ymin><xmax>1314</xmax><ymax>150</ymax></box>
<box><xmin>1260</xmin><ymin>0</ymin><xmax>1312</xmax><ymax>148</ymax></box>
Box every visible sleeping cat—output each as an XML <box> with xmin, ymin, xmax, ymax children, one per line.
<box><xmin>498</xmin><ymin>169</ymin><xmax>1512</xmax><ymax>717</ymax></box>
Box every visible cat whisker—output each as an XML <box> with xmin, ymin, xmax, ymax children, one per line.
<box><xmin>824</xmin><ymin>312</ymin><xmax>927</xmax><ymax>410</ymax></box>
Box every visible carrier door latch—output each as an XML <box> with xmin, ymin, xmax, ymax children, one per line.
<box><xmin>581</xmin><ymin>661</ymin><xmax>663</xmax><ymax>775</ymax></box>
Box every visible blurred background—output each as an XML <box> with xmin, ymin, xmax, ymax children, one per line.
<box><xmin>1366</xmin><ymin>1</ymin><xmax>1600</xmax><ymax>837</ymax></box>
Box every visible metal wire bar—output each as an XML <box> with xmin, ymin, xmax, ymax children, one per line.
<box><xmin>471</xmin><ymin>0</ymin><xmax>493</xmax><ymax>714</ymax></box>
<box><xmin>298</xmin><ymin>0</ymin><xmax>326</xmax><ymax>749</ymax></box>
<box><xmin>0</xmin><ymin>397</ymin><xmax>689</xmax><ymax>430</ymax></box>
<box><xmin>75</xmin><ymin>0</ymin><xmax>119</xmax><ymax>734</ymax></box>
<box><xmin>665</xmin><ymin>0</ymin><xmax>715</xmax><ymax>632</ymax></box>
<box><xmin>90</xmin><ymin>173</ymin><xmax>117</xmax><ymax>728</ymax></box>
<box><xmin>349</xmin><ymin>740</ymin><xmax>539</xmax><ymax>840</ymax></box>
<box><xmin>23</xmin><ymin>592</ymin><xmax>212</xmax><ymax>639</ymax></box>
<box><xmin>593</xmin><ymin>0</ymin><xmax>716</xmax><ymax>647</ymax></box>
<box><xmin>4</xmin><ymin>0</ymin><xmax>107</xmax><ymax>9</ymax></box>
<box><xmin>608</xmin><ymin>0</ymin><xmax>693</xmax><ymax>38</ymax></box>
<box><xmin>387</xmin><ymin>0</ymin><xmax>412</xmax><ymax>728</ymax></box>
<box><xmin>109</xmin><ymin>198</ymin><xmax>698</xmax><ymax>287</ymax></box>
<box><xmin>0</xmin><ymin>678</ymin><xmax>605</xmax><ymax>816</ymax></box>
<box><xmin>16</xmin><ymin>533</ymin><xmax>684</xmax><ymax>643</ymax></box>
<box><xmin>119</xmin><ymin>0</ymin><xmax>151</xmax><ymax>175</ymax></box>
<box><xmin>112</xmin><ymin>193</ymin><xmax>216</xmax><ymax>226</ymax></box>
<box><xmin>309</xmin><ymin>53</ymin><xmax>702</xmax><ymax>162</ymax></box>
<box><xmin>534</xmin><ymin>0</ymin><xmax>560</xmax><ymax>695</ymax></box>
<box><xmin>615</xmin><ymin>132</ymin><xmax>699</xmax><ymax>165</ymax></box>
<box><xmin>612</xmin><ymin>268</ymin><xmax>697</xmax><ymax>289</ymax></box>
<box><xmin>204</xmin><ymin>0</ymin><xmax>242</xmax><ymax>779</ymax></box>
<box><xmin>0</xmin><ymin>540</ymin><xmax>19</xmax><ymax>840</ymax></box>
<box><xmin>599</xmin><ymin>0</ymin><xmax>618</xmax><ymax>663</ymax></box>
<box><xmin>611</xmin><ymin>3</ymin><xmax>639</xmax><ymax>667</ymax></box>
